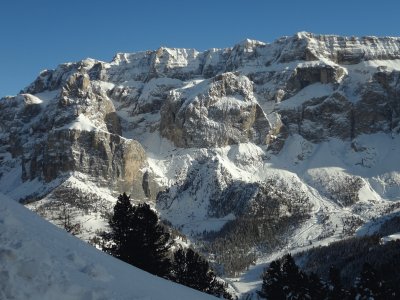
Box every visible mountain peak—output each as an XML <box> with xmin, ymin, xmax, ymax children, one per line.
<box><xmin>235</xmin><ymin>38</ymin><xmax>266</xmax><ymax>48</ymax></box>
<box><xmin>295</xmin><ymin>31</ymin><xmax>313</xmax><ymax>39</ymax></box>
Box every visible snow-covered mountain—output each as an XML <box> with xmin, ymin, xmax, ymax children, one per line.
<box><xmin>0</xmin><ymin>193</ymin><xmax>217</xmax><ymax>300</ymax></box>
<box><xmin>1</xmin><ymin>32</ymin><xmax>400</xmax><ymax>298</ymax></box>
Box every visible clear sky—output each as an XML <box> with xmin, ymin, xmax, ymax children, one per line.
<box><xmin>1</xmin><ymin>0</ymin><xmax>399</xmax><ymax>97</ymax></box>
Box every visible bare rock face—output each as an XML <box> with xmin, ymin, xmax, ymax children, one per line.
<box><xmin>285</xmin><ymin>64</ymin><xmax>345</xmax><ymax>96</ymax></box>
<box><xmin>276</xmin><ymin>32</ymin><xmax>400</xmax><ymax>64</ymax></box>
<box><xmin>109</xmin><ymin>77</ymin><xmax>183</xmax><ymax>115</ymax></box>
<box><xmin>160</xmin><ymin>72</ymin><xmax>270</xmax><ymax>148</ymax></box>
<box><xmin>353</xmin><ymin>70</ymin><xmax>400</xmax><ymax>135</ymax></box>
<box><xmin>279</xmin><ymin>68</ymin><xmax>400</xmax><ymax>142</ymax></box>
<box><xmin>22</xmin><ymin>129</ymin><xmax>146</xmax><ymax>193</ymax></box>
<box><xmin>0</xmin><ymin>64</ymin><xmax>147</xmax><ymax>200</ymax></box>
<box><xmin>280</xmin><ymin>93</ymin><xmax>353</xmax><ymax>142</ymax></box>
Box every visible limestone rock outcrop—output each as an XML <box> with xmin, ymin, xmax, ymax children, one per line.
<box><xmin>0</xmin><ymin>64</ymin><xmax>147</xmax><ymax>200</ymax></box>
<box><xmin>22</xmin><ymin>129</ymin><xmax>146</xmax><ymax>192</ymax></box>
<box><xmin>160</xmin><ymin>72</ymin><xmax>270</xmax><ymax>148</ymax></box>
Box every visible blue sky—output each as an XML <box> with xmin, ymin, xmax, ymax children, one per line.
<box><xmin>1</xmin><ymin>0</ymin><xmax>399</xmax><ymax>96</ymax></box>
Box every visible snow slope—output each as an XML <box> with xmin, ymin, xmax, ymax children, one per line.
<box><xmin>0</xmin><ymin>193</ymin><xmax>217</xmax><ymax>300</ymax></box>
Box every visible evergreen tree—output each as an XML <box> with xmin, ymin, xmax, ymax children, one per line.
<box><xmin>103</xmin><ymin>193</ymin><xmax>172</xmax><ymax>278</ymax></box>
<box><xmin>171</xmin><ymin>248</ymin><xmax>232</xmax><ymax>299</ymax></box>
<box><xmin>326</xmin><ymin>266</ymin><xmax>346</xmax><ymax>300</ymax></box>
<box><xmin>258</xmin><ymin>255</ymin><xmax>400</xmax><ymax>300</ymax></box>
<box><xmin>328</xmin><ymin>266</ymin><xmax>341</xmax><ymax>289</ymax></box>
<box><xmin>105</xmin><ymin>193</ymin><xmax>134</xmax><ymax>261</ymax></box>
<box><xmin>352</xmin><ymin>263</ymin><xmax>396</xmax><ymax>300</ymax></box>
<box><xmin>308</xmin><ymin>272</ymin><xmax>327</xmax><ymax>299</ymax></box>
<box><xmin>281</xmin><ymin>254</ymin><xmax>311</xmax><ymax>299</ymax></box>
<box><xmin>259</xmin><ymin>254</ymin><xmax>328</xmax><ymax>300</ymax></box>
<box><xmin>258</xmin><ymin>259</ymin><xmax>285</xmax><ymax>299</ymax></box>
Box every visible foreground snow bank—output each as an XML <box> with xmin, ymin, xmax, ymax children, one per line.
<box><xmin>0</xmin><ymin>194</ymin><xmax>216</xmax><ymax>300</ymax></box>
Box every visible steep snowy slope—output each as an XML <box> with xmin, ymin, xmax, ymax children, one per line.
<box><xmin>0</xmin><ymin>193</ymin><xmax>217</xmax><ymax>300</ymax></box>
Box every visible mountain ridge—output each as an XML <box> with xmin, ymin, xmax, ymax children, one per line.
<box><xmin>21</xmin><ymin>31</ymin><xmax>400</xmax><ymax>95</ymax></box>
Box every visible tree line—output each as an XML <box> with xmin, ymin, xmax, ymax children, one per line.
<box><xmin>259</xmin><ymin>253</ymin><xmax>396</xmax><ymax>300</ymax></box>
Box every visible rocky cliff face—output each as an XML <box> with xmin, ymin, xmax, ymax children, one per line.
<box><xmin>2</xmin><ymin>32</ymin><xmax>400</xmax><ymax>284</ymax></box>
<box><xmin>160</xmin><ymin>72</ymin><xmax>270</xmax><ymax>147</ymax></box>
<box><xmin>0</xmin><ymin>60</ymin><xmax>147</xmax><ymax>201</ymax></box>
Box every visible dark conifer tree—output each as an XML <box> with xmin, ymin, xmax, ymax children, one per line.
<box><xmin>258</xmin><ymin>259</ymin><xmax>285</xmax><ymax>299</ymax></box>
<box><xmin>326</xmin><ymin>266</ymin><xmax>347</xmax><ymax>300</ymax></box>
<box><xmin>353</xmin><ymin>263</ymin><xmax>396</xmax><ymax>300</ymax></box>
<box><xmin>103</xmin><ymin>194</ymin><xmax>172</xmax><ymax>278</ymax></box>
<box><xmin>259</xmin><ymin>254</ymin><xmax>328</xmax><ymax>299</ymax></box>
<box><xmin>259</xmin><ymin>255</ymin><xmax>400</xmax><ymax>300</ymax></box>
<box><xmin>105</xmin><ymin>193</ymin><xmax>134</xmax><ymax>261</ymax></box>
<box><xmin>171</xmin><ymin>248</ymin><xmax>232</xmax><ymax>299</ymax></box>
<box><xmin>308</xmin><ymin>272</ymin><xmax>327</xmax><ymax>299</ymax></box>
<box><xmin>280</xmin><ymin>254</ymin><xmax>310</xmax><ymax>299</ymax></box>
<box><xmin>128</xmin><ymin>202</ymin><xmax>172</xmax><ymax>277</ymax></box>
<box><xmin>328</xmin><ymin>266</ymin><xmax>341</xmax><ymax>289</ymax></box>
